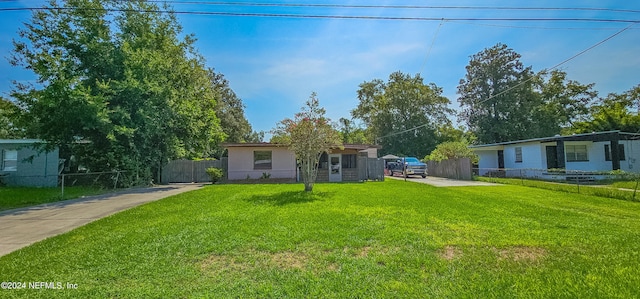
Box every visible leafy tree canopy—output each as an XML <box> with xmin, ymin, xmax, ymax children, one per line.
<box><xmin>569</xmin><ymin>84</ymin><xmax>640</xmax><ymax>134</ymax></box>
<box><xmin>352</xmin><ymin>71</ymin><xmax>452</xmax><ymax>157</ymax></box>
<box><xmin>337</xmin><ymin>118</ymin><xmax>371</xmax><ymax>144</ymax></box>
<box><xmin>425</xmin><ymin>141</ymin><xmax>478</xmax><ymax>163</ymax></box>
<box><xmin>434</xmin><ymin>123</ymin><xmax>475</xmax><ymax>145</ymax></box>
<box><xmin>244</xmin><ymin>131</ymin><xmax>265</xmax><ymax>143</ymax></box>
<box><xmin>210</xmin><ymin>69</ymin><xmax>254</xmax><ymax>144</ymax></box>
<box><xmin>11</xmin><ymin>0</ymin><xmax>224</xmax><ymax>184</ymax></box>
<box><xmin>458</xmin><ymin>43</ymin><xmax>598</xmax><ymax>144</ymax></box>
<box><xmin>209</xmin><ymin>69</ymin><xmax>262</xmax><ymax>156</ymax></box>
<box><xmin>533</xmin><ymin>70</ymin><xmax>597</xmax><ymax>136</ymax></box>
<box><xmin>272</xmin><ymin>93</ymin><xmax>342</xmax><ymax>192</ymax></box>
<box><xmin>457</xmin><ymin>43</ymin><xmax>539</xmax><ymax>144</ymax></box>
<box><xmin>0</xmin><ymin>97</ymin><xmax>24</xmax><ymax>139</ymax></box>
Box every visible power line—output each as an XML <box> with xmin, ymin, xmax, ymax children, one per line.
<box><xmin>128</xmin><ymin>1</ymin><xmax>640</xmax><ymax>15</ymax></box>
<box><xmin>375</xmin><ymin>124</ymin><xmax>431</xmax><ymax>141</ymax></box>
<box><xmin>476</xmin><ymin>22</ymin><xmax>636</xmax><ymax>106</ymax></box>
<box><xmin>418</xmin><ymin>19</ymin><xmax>445</xmax><ymax>76</ymax></box>
<box><xmin>6</xmin><ymin>1</ymin><xmax>640</xmax><ymax>14</ymax></box>
<box><xmin>447</xmin><ymin>20</ymin><xmax>640</xmax><ymax>31</ymax></box>
<box><xmin>375</xmin><ymin>22</ymin><xmax>636</xmax><ymax>142</ymax></box>
<box><xmin>0</xmin><ymin>7</ymin><xmax>638</xmax><ymax>24</ymax></box>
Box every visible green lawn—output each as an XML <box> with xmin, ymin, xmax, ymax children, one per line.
<box><xmin>477</xmin><ymin>176</ymin><xmax>640</xmax><ymax>202</ymax></box>
<box><xmin>0</xmin><ymin>186</ymin><xmax>105</xmax><ymax>211</ymax></box>
<box><xmin>1</xmin><ymin>180</ymin><xmax>639</xmax><ymax>298</ymax></box>
<box><xmin>611</xmin><ymin>180</ymin><xmax>640</xmax><ymax>190</ymax></box>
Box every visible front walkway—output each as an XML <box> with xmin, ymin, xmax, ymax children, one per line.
<box><xmin>0</xmin><ymin>184</ymin><xmax>202</xmax><ymax>257</ymax></box>
<box><xmin>387</xmin><ymin>175</ymin><xmax>501</xmax><ymax>187</ymax></box>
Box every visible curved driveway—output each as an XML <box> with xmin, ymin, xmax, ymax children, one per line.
<box><xmin>0</xmin><ymin>184</ymin><xmax>202</xmax><ymax>257</ymax></box>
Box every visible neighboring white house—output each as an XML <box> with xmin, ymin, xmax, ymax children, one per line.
<box><xmin>0</xmin><ymin>139</ymin><xmax>60</xmax><ymax>187</ymax></box>
<box><xmin>223</xmin><ymin>143</ymin><xmax>380</xmax><ymax>182</ymax></box>
<box><xmin>470</xmin><ymin>131</ymin><xmax>640</xmax><ymax>179</ymax></box>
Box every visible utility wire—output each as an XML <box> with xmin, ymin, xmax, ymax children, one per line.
<box><xmin>375</xmin><ymin>22</ymin><xmax>637</xmax><ymax>142</ymax></box>
<box><xmin>476</xmin><ymin>22</ymin><xmax>637</xmax><ymax>105</ymax></box>
<box><xmin>447</xmin><ymin>20</ymin><xmax>640</xmax><ymax>30</ymax></box>
<box><xmin>376</xmin><ymin>124</ymin><xmax>431</xmax><ymax>141</ymax></box>
<box><xmin>418</xmin><ymin>19</ymin><xmax>445</xmax><ymax>76</ymax></box>
<box><xmin>126</xmin><ymin>1</ymin><xmax>640</xmax><ymax>15</ymax></box>
<box><xmin>0</xmin><ymin>7</ymin><xmax>639</xmax><ymax>24</ymax></box>
<box><xmin>5</xmin><ymin>1</ymin><xmax>638</xmax><ymax>140</ymax></box>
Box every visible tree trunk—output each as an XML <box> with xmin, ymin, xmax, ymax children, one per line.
<box><xmin>304</xmin><ymin>182</ymin><xmax>313</xmax><ymax>192</ymax></box>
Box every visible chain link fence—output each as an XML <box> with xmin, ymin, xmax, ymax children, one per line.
<box><xmin>475</xmin><ymin>167</ymin><xmax>640</xmax><ymax>201</ymax></box>
<box><xmin>59</xmin><ymin>171</ymin><xmax>132</xmax><ymax>197</ymax></box>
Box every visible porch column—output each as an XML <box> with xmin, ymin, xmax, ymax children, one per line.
<box><xmin>556</xmin><ymin>140</ymin><xmax>566</xmax><ymax>169</ymax></box>
<box><xmin>610</xmin><ymin>137</ymin><xmax>621</xmax><ymax>170</ymax></box>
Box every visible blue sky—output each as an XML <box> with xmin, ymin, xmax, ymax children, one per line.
<box><xmin>1</xmin><ymin>1</ymin><xmax>639</xmax><ymax>138</ymax></box>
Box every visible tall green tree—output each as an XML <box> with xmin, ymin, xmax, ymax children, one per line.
<box><xmin>458</xmin><ymin>43</ymin><xmax>539</xmax><ymax>144</ymax></box>
<box><xmin>337</xmin><ymin>118</ymin><xmax>371</xmax><ymax>144</ymax></box>
<box><xmin>434</xmin><ymin>123</ymin><xmax>475</xmax><ymax>144</ymax></box>
<box><xmin>0</xmin><ymin>97</ymin><xmax>24</xmax><ymax>138</ymax></box>
<box><xmin>352</xmin><ymin>71</ymin><xmax>452</xmax><ymax>157</ymax></box>
<box><xmin>11</xmin><ymin>0</ymin><xmax>223</xmax><ymax>183</ymax></box>
<box><xmin>209</xmin><ymin>69</ymin><xmax>262</xmax><ymax>155</ymax></box>
<box><xmin>273</xmin><ymin>93</ymin><xmax>342</xmax><ymax>192</ymax></box>
<box><xmin>533</xmin><ymin>70</ymin><xmax>597</xmax><ymax>136</ymax></box>
<box><xmin>244</xmin><ymin>131</ymin><xmax>265</xmax><ymax>143</ymax></box>
<box><xmin>570</xmin><ymin>85</ymin><xmax>640</xmax><ymax>133</ymax></box>
<box><xmin>210</xmin><ymin>69</ymin><xmax>252</xmax><ymax>143</ymax></box>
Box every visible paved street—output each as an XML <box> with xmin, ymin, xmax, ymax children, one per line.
<box><xmin>0</xmin><ymin>184</ymin><xmax>202</xmax><ymax>257</ymax></box>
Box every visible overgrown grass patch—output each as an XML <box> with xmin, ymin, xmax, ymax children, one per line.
<box><xmin>0</xmin><ymin>186</ymin><xmax>104</xmax><ymax>211</ymax></box>
<box><xmin>611</xmin><ymin>179</ymin><xmax>640</xmax><ymax>190</ymax></box>
<box><xmin>1</xmin><ymin>180</ymin><xmax>639</xmax><ymax>297</ymax></box>
<box><xmin>476</xmin><ymin>176</ymin><xmax>640</xmax><ymax>201</ymax></box>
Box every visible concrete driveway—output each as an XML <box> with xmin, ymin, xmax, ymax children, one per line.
<box><xmin>0</xmin><ymin>184</ymin><xmax>203</xmax><ymax>257</ymax></box>
<box><xmin>387</xmin><ymin>175</ymin><xmax>501</xmax><ymax>187</ymax></box>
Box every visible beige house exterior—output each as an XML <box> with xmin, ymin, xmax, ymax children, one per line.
<box><xmin>223</xmin><ymin>143</ymin><xmax>380</xmax><ymax>182</ymax></box>
<box><xmin>224</xmin><ymin>144</ymin><xmax>296</xmax><ymax>180</ymax></box>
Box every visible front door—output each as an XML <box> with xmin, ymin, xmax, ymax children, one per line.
<box><xmin>546</xmin><ymin>146</ymin><xmax>558</xmax><ymax>169</ymax></box>
<box><xmin>329</xmin><ymin>154</ymin><xmax>342</xmax><ymax>182</ymax></box>
<box><xmin>497</xmin><ymin>150</ymin><xmax>505</xmax><ymax>169</ymax></box>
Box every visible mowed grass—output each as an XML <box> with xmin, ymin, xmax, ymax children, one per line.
<box><xmin>0</xmin><ymin>186</ymin><xmax>104</xmax><ymax>211</ymax></box>
<box><xmin>1</xmin><ymin>180</ymin><xmax>639</xmax><ymax>298</ymax></box>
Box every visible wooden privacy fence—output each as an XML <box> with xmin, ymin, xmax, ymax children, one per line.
<box><xmin>427</xmin><ymin>158</ymin><xmax>473</xmax><ymax>180</ymax></box>
<box><xmin>161</xmin><ymin>158</ymin><xmax>227</xmax><ymax>184</ymax></box>
<box><xmin>358</xmin><ymin>157</ymin><xmax>385</xmax><ymax>181</ymax></box>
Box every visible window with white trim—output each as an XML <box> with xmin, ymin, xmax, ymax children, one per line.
<box><xmin>515</xmin><ymin>147</ymin><xmax>523</xmax><ymax>163</ymax></box>
<box><xmin>2</xmin><ymin>150</ymin><xmax>18</xmax><ymax>171</ymax></box>
<box><xmin>566</xmin><ymin>145</ymin><xmax>588</xmax><ymax>162</ymax></box>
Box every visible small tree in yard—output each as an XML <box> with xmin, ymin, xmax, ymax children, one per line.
<box><xmin>273</xmin><ymin>93</ymin><xmax>342</xmax><ymax>192</ymax></box>
<box><xmin>425</xmin><ymin>141</ymin><xmax>478</xmax><ymax>163</ymax></box>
